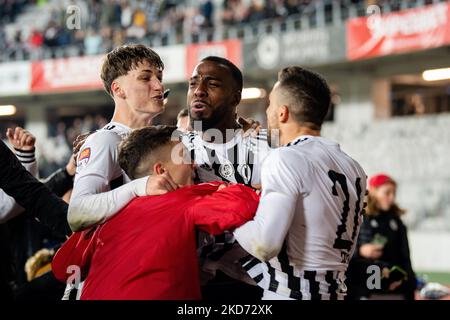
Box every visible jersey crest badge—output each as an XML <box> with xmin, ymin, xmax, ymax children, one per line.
<box><xmin>219</xmin><ymin>161</ymin><xmax>235</xmax><ymax>179</ymax></box>
<box><xmin>77</xmin><ymin>147</ymin><xmax>91</xmax><ymax>169</ymax></box>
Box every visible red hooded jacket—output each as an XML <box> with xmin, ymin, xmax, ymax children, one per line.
<box><xmin>52</xmin><ymin>182</ymin><xmax>259</xmax><ymax>300</ymax></box>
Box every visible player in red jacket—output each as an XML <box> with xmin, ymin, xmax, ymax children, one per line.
<box><xmin>52</xmin><ymin>126</ymin><xmax>259</xmax><ymax>300</ymax></box>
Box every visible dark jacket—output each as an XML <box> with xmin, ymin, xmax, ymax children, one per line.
<box><xmin>347</xmin><ymin>209</ymin><xmax>416</xmax><ymax>300</ymax></box>
<box><xmin>8</xmin><ymin>167</ymin><xmax>73</xmax><ymax>286</ymax></box>
<box><xmin>43</xmin><ymin>167</ymin><xmax>74</xmax><ymax>198</ymax></box>
<box><xmin>0</xmin><ymin>140</ymin><xmax>70</xmax><ymax>299</ymax></box>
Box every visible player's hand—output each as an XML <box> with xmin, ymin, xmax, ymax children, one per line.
<box><xmin>146</xmin><ymin>172</ymin><xmax>179</xmax><ymax>195</ymax></box>
<box><xmin>217</xmin><ymin>184</ymin><xmax>227</xmax><ymax>191</ymax></box>
<box><xmin>239</xmin><ymin>117</ymin><xmax>261</xmax><ymax>138</ymax></box>
<box><xmin>72</xmin><ymin>132</ymin><xmax>92</xmax><ymax>165</ymax></box>
<box><xmin>381</xmin><ymin>267</ymin><xmax>404</xmax><ymax>291</ymax></box>
<box><xmin>388</xmin><ymin>280</ymin><xmax>403</xmax><ymax>291</ymax></box>
<box><xmin>65</xmin><ymin>154</ymin><xmax>77</xmax><ymax>176</ymax></box>
<box><xmin>251</xmin><ymin>184</ymin><xmax>262</xmax><ymax>195</ymax></box>
<box><xmin>359</xmin><ymin>243</ymin><xmax>383</xmax><ymax>260</ymax></box>
<box><xmin>6</xmin><ymin>127</ymin><xmax>36</xmax><ymax>151</ymax></box>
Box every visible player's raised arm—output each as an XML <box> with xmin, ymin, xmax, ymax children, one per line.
<box><xmin>190</xmin><ymin>183</ymin><xmax>260</xmax><ymax>235</ymax></box>
<box><xmin>68</xmin><ymin>131</ymin><xmax>149</xmax><ymax>231</ymax></box>
<box><xmin>6</xmin><ymin>126</ymin><xmax>38</xmax><ymax>177</ymax></box>
<box><xmin>234</xmin><ymin>149</ymin><xmax>310</xmax><ymax>261</ymax></box>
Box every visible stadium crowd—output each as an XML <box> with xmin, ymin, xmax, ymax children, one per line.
<box><xmin>38</xmin><ymin>114</ymin><xmax>108</xmax><ymax>177</ymax></box>
<box><xmin>0</xmin><ymin>0</ymin><xmax>428</xmax><ymax>62</ymax></box>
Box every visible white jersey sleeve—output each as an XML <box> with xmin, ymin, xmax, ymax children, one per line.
<box><xmin>14</xmin><ymin>148</ymin><xmax>38</xmax><ymax>178</ymax></box>
<box><xmin>68</xmin><ymin>130</ymin><xmax>148</xmax><ymax>232</ymax></box>
<box><xmin>0</xmin><ymin>191</ymin><xmax>23</xmax><ymax>224</ymax></box>
<box><xmin>234</xmin><ymin>148</ymin><xmax>312</xmax><ymax>261</ymax></box>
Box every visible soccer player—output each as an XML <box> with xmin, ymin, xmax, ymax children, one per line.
<box><xmin>68</xmin><ymin>45</ymin><xmax>177</xmax><ymax>232</ymax></box>
<box><xmin>52</xmin><ymin>126</ymin><xmax>259</xmax><ymax>300</ymax></box>
<box><xmin>234</xmin><ymin>67</ymin><xmax>367</xmax><ymax>300</ymax></box>
<box><xmin>183</xmin><ymin>56</ymin><xmax>270</xmax><ymax>299</ymax></box>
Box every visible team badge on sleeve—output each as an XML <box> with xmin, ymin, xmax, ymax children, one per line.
<box><xmin>77</xmin><ymin>147</ymin><xmax>91</xmax><ymax>170</ymax></box>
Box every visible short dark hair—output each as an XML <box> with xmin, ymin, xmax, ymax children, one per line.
<box><xmin>101</xmin><ymin>44</ymin><xmax>164</xmax><ymax>97</ymax></box>
<box><xmin>277</xmin><ymin>66</ymin><xmax>331</xmax><ymax>129</ymax></box>
<box><xmin>177</xmin><ymin>108</ymin><xmax>189</xmax><ymax>120</ymax></box>
<box><xmin>200</xmin><ymin>56</ymin><xmax>243</xmax><ymax>92</ymax></box>
<box><xmin>119</xmin><ymin>125</ymin><xmax>180</xmax><ymax>180</ymax></box>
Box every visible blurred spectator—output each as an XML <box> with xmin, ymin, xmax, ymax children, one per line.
<box><xmin>246</xmin><ymin>0</ymin><xmax>274</xmax><ymax>23</ymax></box>
<box><xmin>200</xmin><ymin>0</ymin><xmax>214</xmax><ymax>28</ymax></box>
<box><xmin>100</xmin><ymin>26</ymin><xmax>114</xmax><ymax>52</ymax></box>
<box><xmin>38</xmin><ymin>113</ymin><xmax>108</xmax><ymax>177</ymax></box>
<box><xmin>120</xmin><ymin>0</ymin><xmax>133</xmax><ymax>28</ymax></box>
<box><xmin>27</xmin><ymin>28</ymin><xmax>44</xmax><ymax>60</ymax></box>
<box><xmin>84</xmin><ymin>28</ymin><xmax>102</xmax><ymax>55</ymax></box>
<box><xmin>100</xmin><ymin>0</ymin><xmax>120</xmax><ymax>27</ymax></box>
<box><xmin>43</xmin><ymin>21</ymin><xmax>59</xmax><ymax>48</ymax></box>
<box><xmin>346</xmin><ymin>174</ymin><xmax>417</xmax><ymax>300</ymax></box>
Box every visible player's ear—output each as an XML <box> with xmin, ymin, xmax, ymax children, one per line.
<box><xmin>279</xmin><ymin>105</ymin><xmax>289</xmax><ymax>123</ymax></box>
<box><xmin>232</xmin><ymin>90</ymin><xmax>241</xmax><ymax>107</ymax></box>
<box><xmin>111</xmin><ymin>80</ymin><xmax>126</xmax><ymax>99</ymax></box>
<box><xmin>153</xmin><ymin>162</ymin><xmax>166</xmax><ymax>175</ymax></box>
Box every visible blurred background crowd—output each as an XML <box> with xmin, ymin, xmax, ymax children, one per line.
<box><xmin>0</xmin><ymin>0</ymin><xmax>428</xmax><ymax>62</ymax></box>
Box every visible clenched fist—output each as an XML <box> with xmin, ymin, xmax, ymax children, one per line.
<box><xmin>6</xmin><ymin>127</ymin><xmax>36</xmax><ymax>151</ymax></box>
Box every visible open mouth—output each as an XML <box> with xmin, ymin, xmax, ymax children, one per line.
<box><xmin>191</xmin><ymin>101</ymin><xmax>209</xmax><ymax>111</ymax></box>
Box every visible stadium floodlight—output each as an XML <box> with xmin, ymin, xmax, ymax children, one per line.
<box><xmin>241</xmin><ymin>88</ymin><xmax>267</xmax><ymax>100</ymax></box>
<box><xmin>0</xmin><ymin>105</ymin><xmax>16</xmax><ymax>116</ymax></box>
<box><xmin>422</xmin><ymin>68</ymin><xmax>450</xmax><ymax>82</ymax></box>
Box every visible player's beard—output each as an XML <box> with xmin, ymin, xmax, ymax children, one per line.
<box><xmin>267</xmin><ymin>124</ymin><xmax>280</xmax><ymax>148</ymax></box>
<box><xmin>189</xmin><ymin>105</ymin><xmax>230</xmax><ymax>132</ymax></box>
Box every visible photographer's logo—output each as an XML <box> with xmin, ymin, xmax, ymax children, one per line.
<box><xmin>66</xmin><ymin>265</ymin><xmax>81</xmax><ymax>288</ymax></box>
<box><xmin>66</xmin><ymin>5</ymin><xmax>81</xmax><ymax>30</ymax></box>
<box><xmin>366</xmin><ymin>265</ymin><xmax>382</xmax><ymax>290</ymax></box>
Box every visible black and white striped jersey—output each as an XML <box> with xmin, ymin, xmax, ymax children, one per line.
<box><xmin>234</xmin><ymin>135</ymin><xmax>367</xmax><ymax>300</ymax></box>
<box><xmin>182</xmin><ymin>129</ymin><xmax>270</xmax><ymax>186</ymax></box>
<box><xmin>181</xmin><ymin>129</ymin><xmax>271</xmax><ymax>282</ymax></box>
<box><xmin>240</xmin><ymin>248</ymin><xmax>348</xmax><ymax>300</ymax></box>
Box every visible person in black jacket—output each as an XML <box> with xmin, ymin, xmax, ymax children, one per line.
<box><xmin>1</xmin><ymin>127</ymin><xmax>74</xmax><ymax>286</ymax></box>
<box><xmin>346</xmin><ymin>174</ymin><xmax>416</xmax><ymax>300</ymax></box>
<box><xmin>0</xmin><ymin>139</ymin><xmax>71</xmax><ymax>300</ymax></box>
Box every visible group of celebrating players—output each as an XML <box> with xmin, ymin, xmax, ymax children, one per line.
<box><xmin>0</xmin><ymin>44</ymin><xmax>367</xmax><ymax>300</ymax></box>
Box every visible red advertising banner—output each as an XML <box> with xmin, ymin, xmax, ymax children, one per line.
<box><xmin>347</xmin><ymin>2</ymin><xmax>450</xmax><ymax>60</ymax></box>
<box><xmin>186</xmin><ymin>39</ymin><xmax>242</xmax><ymax>77</ymax></box>
<box><xmin>31</xmin><ymin>55</ymin><xmax>104</xmax><ymax>93</ymax></box>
